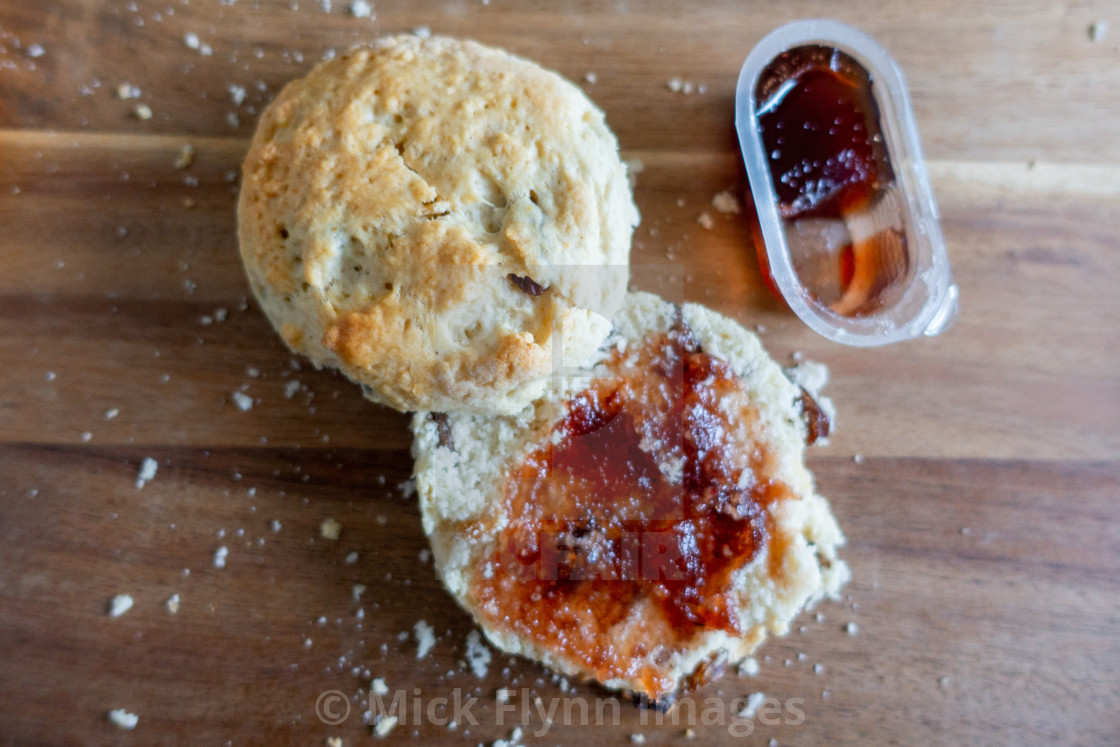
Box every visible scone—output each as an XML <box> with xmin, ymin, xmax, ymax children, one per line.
<box><xmin>238</xmin><ymin>35</ymin><xmax>638</xmax><ymax>414</ymax></box>
<box><xmin>412</xmin><ymin>292</ymin><xmax>848</xmax><ymax>701</ymax></box>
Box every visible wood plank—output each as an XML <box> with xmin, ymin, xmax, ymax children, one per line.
<box><xmin>1</xmin><ymin>1</ymin><xmax>1119</xmax><ymax>161</ymax></box>
<box><xmin>1</xmin><ymin>450</ymin><xmax>1116</xmax><ymax>744</ymax></box>
<box><xmin>2</xmin><ymin>131</ymin><xmax>1117</xmax><ymax>457</ymax></box>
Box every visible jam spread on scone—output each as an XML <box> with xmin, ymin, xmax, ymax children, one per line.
<box><xmin>474</xmin><ymin>322</ymin><xmax>795</xmax><ymax>698</ymax></box>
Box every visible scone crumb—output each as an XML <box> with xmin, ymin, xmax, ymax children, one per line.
<box><xmin>463</xmin><ymin>629</ymin><xmax>491</xmax><ymax>678</ymax></box>
<box><xmin>183</xmin><ymin>32</ymin><xmax>200</xmax><ymax>49</ymax></box>
<box><xmin>135</xmin><ymin>457</ymin><xmax>158</xmax><ymax>489</ymax></box>
<box><xmin>738</xmin><ymin>692</ymin><xmax>766</xmax><ymax>720</ymax></box>
<box><xmin>373</xmin><ymin>714</ymin><xmax>397</xmax><ymax>738</ymax></box>
<box><xmin>326</xmin><ymin>737</ymin><xmax>343</xmax><ymax>747</ymax></box>
<box><xmin>371</xmin><ymin>677</ymin><xmax>389</xmax><ymax>696</ymax></box>
<box><xmin>116</xmin><ymin>82</ymin><xmax>140</xmax><ymax>99</ymax></box>
<box><xmin>496</xmin><ymin>688</ymin><xmax>512</xmax><ymax>704</ymax></box>
<box><xmin>349</xmin><ymin>0</ymin><xmax>372</xmax><ymax>18</ymax></box>
<box><xmin>352</xmin><ymin>584</ymin><xmax>367</xmax><ymax>601</ymax></box>
<box><xmin>845</xmin><ymin>622</ymin><xmax>859</xmax><ymax>635</ymax></box>
<box><xmin>414</xmin><ymin>620</ymin><xmax>436</xmax><ymax>659</ymax></box>
<box><xmin>104</xmin><ymin>408</ymin><xmax>120</xmax><ymax>420</ymax></box>
<box><xmin>1089</xmin><ymin>21</ymin><xmax>1108</xmax><ymax>43</ymax></box>
<box><xmin>739</xmin><ymin>657</ymin><xmax>760</xmax><ymax>677</ymax></box>
<box><xmin>230</xmin><ymin>391</ymin><xmax>254</xmax><ymax>412</ymax></box>
<box><xmin>345</xmin><ymin>551</ymin><xmax>359</xmax><ymax>565</ymax></box>
<box><xmin>174</xmin><ymin>144</ymin><xmax>195</xmax><ymax>170</ymax></box>
<box><xmin>213</xmin><ymin>546</ymin><xmax>228</xmax><ymax>569</ymax></box>
<box><xmin>108</xmin><ymin>594</ymin><xmax>134</xmax><ymax>618</ymax></box>
<box><xmin>697</xmin><ymin>211</ymin><xmax>714</xmax><ymax>230</ymax></box>
<box><xmin>165</xmin><ymin>593</ymin><xmax>180</xmax><ymax>614</ymax></box>
<box><xmin>107</xmin><ymin>708</ymin><xmax>138</xmax><ymax>730</ymax></box>
<box><xmin>133</xmin><ymin>104</ymin><xmax>152</xmax><ymax>120</ymax></box>
<box><xmin>630</xmin><ymin>735</ymin><xmax>646</xmax><ymax>744</ymax></box>
<box><xmin>683</xmin><ymin>728</ymin><xmax>696</xmax><ymax>739</ymax></box>
<box><xmin>320</xmin><ymin>518</ymin><xmax>342</xmax><ymax>540</ymax></box>
<box><xmin>712</xmin><ymin>189</ymin><xmax>741</xmax><ymax>214</ymax></box>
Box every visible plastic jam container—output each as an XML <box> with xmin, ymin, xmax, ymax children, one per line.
<box><xmin>735</xmin><ymin>19</ymin><xmax>958</xmax><ymax>346</ymax></box>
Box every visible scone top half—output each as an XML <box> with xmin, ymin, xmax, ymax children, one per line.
<box><xmin>413</xmin><ymin>292</ymin><xmax>848</xmax><ymax>702</ymax></box>
<box><xmin>238</xmin><ymin>35</ymin><xmax>638</xmax><ymax>414</ymax></box>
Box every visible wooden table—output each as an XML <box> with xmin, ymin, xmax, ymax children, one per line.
<box><xmin>2</xmin><ymin>1</ymin><xmax>1118</xmax><ymax>744</ymax></box>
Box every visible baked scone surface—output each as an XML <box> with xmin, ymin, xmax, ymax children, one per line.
<box><xmin>412</xmin><ymin>292</ymin><xmax>848</xmax><ymax>701</ymax></box>
<box><xmin>238</xmin><ymin>35</ymin><xmax>638</xmax><ymax>414</ymax></box>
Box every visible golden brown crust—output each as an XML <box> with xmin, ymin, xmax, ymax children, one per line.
<box><xmin>238</xmin><ymin>35</ymin><xmax>638</xmax><ymax>414</ymax></box>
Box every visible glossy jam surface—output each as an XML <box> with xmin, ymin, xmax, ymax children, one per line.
<box><xmin>755</xmin><ymin>46</ymin><xmax>910</xmax><ymax>317</ymax></box>
<box><xmin>473</xmin><ymin>322</ymin><xmax>790</xmax><ymax>697</ymax></box>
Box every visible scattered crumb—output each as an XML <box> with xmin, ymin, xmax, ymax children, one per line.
<box><xmin>213</xmin><ymin>546</ymin><xmax>228</xmax><ymax>569</ymax></box>
<box><xmin>81</xmin><ymin>432</ymin><xmax>93</xmax><ymax>443</ymax></box>
<box><xmin>414</xmin><ymin>620</ymin><xmax>436</xmax><ymax>659</ymax></box>
<box><xmin>1089</xmin><ymin>21</ymin><xmax>1108</xmax><ymax>43</ymax></box>
<box><xmin>304</xmin><ymin>637</ymin><xmax>313</xmax><ymax>648</ymax></box>
<box><xmin>712</xmin><ymin>189</ymin><xmax>741</xmax><ymax>214</ymax></box>
<box><xmin>496</xmin><ymin>688</ymin><xmax>512</xmax><ymax>704</ymax></box>
<box><xmin>463</xmin><ymin>629</ymin><xmax>491</xmax><ymax>678</ymax></box>
<box><xmin>231</xmin><ymin>391</ymin><xmax>254</xmax><ymax>412</ymax></box>
<box><xmin>326</xmin><ymin>738</ymin><xmax>342</xmax><ymax>747</ymax></box>
<box><xmin>352</xmin><ymin>584</ymin><xmax>366</xmax><ymax>601</ymax></box>
<box><xmin>320</xmin><ymin>517</ymin><xmax>342</xmax><ymax>540</ymax></box>
<box><xmin>683</xmin><ymin>728</ymin><xmax>696</xmax><ymax>739</ymax></box>
<box><xmin>584</xmin><ymin>71</ymin><xmax>598</xmax><ymax>84</ymax></box>
<box><xmin>624</xmin><ymin>158</ymin><xmax>644</xmax><ymax>189</ymax></box>
<box><xmin>739</xmin><ymin>657</ymin><xmax>760</xmax><ymax>677</ymax></box>
<box><xmin>630</xmin><ymin>735</ymin><xmax>646</xmax><ymax>744</ymax></box>
<box><xmin>133</xmin><ymin>104</ymin><xmax>153</xmax><ymax>120</ymax></box>
<box><xmin>371</xmin><ymin>677</ymin><xmax>389</xmax><ymax>696</ymax></box>
<box><xmin>165</xmin><ymin>593</ymin><xmax>180</xmax><ymax>614</ymax></box>
<box><xmin>739</xmin><ymin>692</ymin><xmax>766</xmax><ymax>720</ymax></box>
<box><xmin>175</xmin><ymin>144</ymin><xmax>195</xmax><ymax>170</ymax></box>
<box><xmin>116</xmin><ymin>83</ymin><xmax>140</xmax><ymax>100</ymax></box>
<box><xmin>183</xmin><ymin>32</ymin><xmax>200</xmax><ymax>49</ymax></box>
<box><xmin>397</xmin><ymin>479</ymin><xmax>416</xmax><ymax>499</ymax></box>
<box><xmin>418</xmin><ymin>548</ymin><xmax>431</xmax><ymax>564</ymax></box>
<box><xmin>413</xmin><ymin>26</ymin><xmax>431</xmax><ymax>38</ymax></box>
<box><xmin>373</xmin><ymin>714</ymin><xmax>398</xmax><ymax>738</ymax></box>
<box><xmin>26</xmin><ymin>43</ymin><xmax>45</xmax><ymax>58</ymax></box>
<box><xmin>103</xmin><ymin>408</ymin><xmax>120</xmax><ymax>420</ymax></box>
<box><xmin>107</xmin><ymin>709</ymin><xmax>138</xmax><ymax>730</ymax></box>
<box><xmin>270</xmin><ymin>519</ymin><xmax>282</xmax><ymax>532</ymax></box>
<box><xmin>284</xmin><ymin>379</ymin><xmax>302</xmax><ymax>398</ymax></box>
<box><xmin>845</xmin><ymin>622</ymin><xmax>859</xmax><ymax>636</ymax></box>
<box><xmin>939</xmin><ymin>676</ymin><xmax>951</xmax><ymax>691</ymax></box>
<box><xmin>108</xmin><ymin>594</ymin><xmax>134</xmax><ymax>618</ymax></box>
<box><xmin>135</xmin><ymin>457</ymin><xmax>158</xmax><ymax>489</ymax></box>
<box><xmin>853</xmin><ymin>453</ymin><xmax>864</xmax><ymax>465</ymax></box>
<box><xmin>813</xmin><ymin>663</ymin><xmax>824</xmax><ymax>675</ymax></box>
<box><xmin>349</xmin><ymin>0</ymin><xmax>372</xmax><ymax>18</ymax></box>
<box><xmin>696</xmin><ymin>212</ymin><xmax>714</xmax><ymax>230</ymax></box>
<box><xmin>344</xmin><ymin>551</ymin><xmax>359</xmax><ymax>565</ymax></box>
<box><xmin>228</xmin><ymin>84</ymin><xmax>246</xmax><ymax>106</ymax></box>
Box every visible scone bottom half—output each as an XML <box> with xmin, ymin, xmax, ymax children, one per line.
<box><xmin>236</xmin><ymin>34</ymin><xmax>639</xmax><ymax>415</ymax></box>
<box><xmin>413</xmin><ymin>292</ymin><xmax>849</xmax><ymax>703</ymax></box>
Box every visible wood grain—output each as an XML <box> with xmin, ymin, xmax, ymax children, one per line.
<box><xmin>1</xmin><ymin>0</ymin><xmax>1119</xmax><ymax>744</ymax></box>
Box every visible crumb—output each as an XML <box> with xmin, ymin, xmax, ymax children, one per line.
<box><xmin>175</xmin><ymin>144</ymin><xmax>194</xmax><ymax>170</ymax></box>
<box><xmin>108</xmin><ymin>594</ymin><xmax>134</xmax><ymax>618</ymax></box>
<box><xmin>344</xmin><ymin>551</ymin><xmax>359</xmax><ymax>564</ymax></box>
<box><xmin>135</xmin><ymin>457</ymin><xmax>158</xmax><ymax>489</ymax></box>
<box><xmin>414</xmin><ymin>620</ymin><xmax>436</xmax><ymax>659</ymax></box>
<box><xmin>133</xmin><ymin>104</ymin><xmax>153</xmax><ymax>120</ymax></box>
<box><xmin>684</xmin><ymin>728</ymin><xmax>696</xmax><ymax>739</ymax></box>
<box><xmin>1089</xmin><ymin>21</ymin><xmax>1108</xmax><ymax>43</ymax></box>
<box><xmin>853</xmin><ymin>453</ymin><xmax>864</xmax><ymax>465</ymax></box>
<box><xmin>352</xmin><ymin>584</ymin><xmax>366</xmax><ymax>601</ymax></box>
<box><xmin>463</xmin><ymin>629</ymin><xmax>491</xmax><ymax>678</ymax></box>
<box><xmin>584</xmin><ymin>71</ymin><xmax>598</xmax><ymax>84</ymax></box>
<box><xmin>326</xmin><ymin>738</ymin><xmax>342</xmax><ymax>747</ymax></box>
<box><xmin>371</xmin><ymin>677</ymin><xmax>389</xmax><ymax>695</ymax></box>
<box><xmin>630</xmin><ymin>735</ymin><xmax>646</xmax><ymax>744</ymax></box>
<box><xmin>696</xmin><ymin>211</ymin><xmax>714</xmax><ymax>230</ymax></box>
<box><xmin>739</xmin><ymin>692</ymin><xmax>765</xmax><ymax>720</ymax></box>
<box><xmin>228</xmin><ymin>84</ymin><xmax>246</xmax><ymax>106</ymax></box>
<box><xmin>231</xmin><ymin>391</ymin><xmax>254</xmax><ymax>412</ymax></box>
<box><xmin>939</xmin><ymin>676</ymin><xmax>951</xmax><ymax>691</ymax></box>
<box><xmin>104</xmin><ymin>408</ymin><xmax>120</xmax><ymax>420</ymax></box>
<box><xmin>418</xmin><ymin>548</ymin><xmax>431</xmax><ymax>563</ymax></box>
<box><xmin>304</xmin><ymin>637</ymin><xmax>313</xmax><ymax>648</ymax></box>
<box><xmin>712</xmin><ymin>189</ymin><xmax>741</xmax><ymax>214</ymax></box>
<box><xmin>739</xmin><ymin>657</ymin><xmax>760</xmax><ymax>677</ymax></box>
<box><xmin>116</xmin><ymin>82</ymin><xmax>140</xmax><ymax>99</ymax></box>
<box><xmin>624</xmin><ymin>158</ymin><xmax>644</xmax><ymax>189</ymax></box>
<box><xmin>107</xmin><ymin>709</ymin><xmax>138</xmax><ymax>730</ymax></box>
<box><xmin>80</xmin><ymin>432</ymin><xmax>93</xmax><ymax>443</ymax></box>
<box><xmin>165</xmin><ymin>593</ymin><xmax>180</xmax><ymax>614</ymax></box>
<box><xmin>26</xmin><ymin>43</ymin><xmax>45</xmax><ymax>58</ymax></box>
<box><xmin>845</xmin><ymin>622</ymin><xmax>859</xmax><ymax>635</ymax></box>
<box><xmin>496</xmin><ymin>688</ymin><xmax>512</xmax><ymax>703</ymax></box>
<box><xmin>813</xmin><ymin>663</ymin><xmax>824</xmax><ymax>675</ymax></box>
<box><xmin>320</xmin><ymin>518</ymin><xmax>342</xmax><ymax>540</ymax></box>
<box><xmin>413</xmin><ymin>26</ymin><xmax>430</xmax><ymax>38</ymax></box>
<box><xmin>349</xmin><ymin>0</ymin><xmax>372</xmax><ymax>18</ymax></box>
<box><xmin>270</xmin><ymin>519</ymin><xmax>282</xmax><ymax>532</ymax></box>
<box><xmin>373</xmin><ymin>714</ymin><xmax>397</xmax><ymax>738</ymax></box>
<box><xmin>284</xmin><ymin>379</ymin><xmax>301</xmax><ymax>398</ymax></box>
<box><xmin>397</xmin><ymin>479</ymin><xmax>416</xmax><ymax>499</ymax></box>
<box><xmin>213</xmin><ymin>546</ymin><xmax>228</xmax><ymax>569</ymax></box>
<box><xmin>667</xmin><ymin>77</ymin><xmax>682</xmax><ymax>92</ymax></box>
<box><xmin>183</xmin><ymin>32</ymin><xmax>200</xmax><ymax>49</ymax></box>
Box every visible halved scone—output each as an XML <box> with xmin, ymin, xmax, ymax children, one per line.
<box><xmin>412</xmin><ymin>292</ymin><xmax>848</xmax><ymax>701</ymax></box>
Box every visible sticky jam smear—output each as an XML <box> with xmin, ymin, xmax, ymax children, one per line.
<box><xmin>472</xmin><ymin>321</ymin><xmax>794</xmax><ymax>699</ymax></box>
